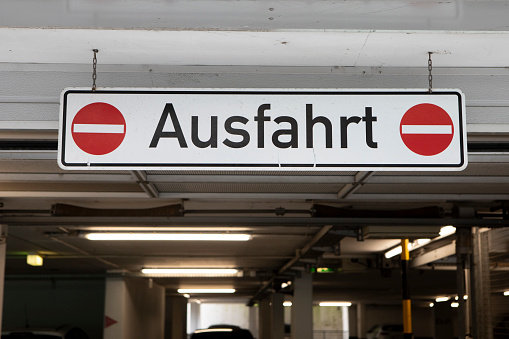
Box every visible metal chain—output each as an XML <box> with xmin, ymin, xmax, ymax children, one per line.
<box><xmin>428</xmin><ymin>52</ymin><xmax>433</xmax><ymax>93</ymax></box>
<box><xmin>92</xmin><ymin>49</ymin><xmax>99</xmax><ymax>91</ymax></box>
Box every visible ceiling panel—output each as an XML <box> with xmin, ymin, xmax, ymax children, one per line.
<box><xmin>357</xmin><ymin>183</ymin><xmax>509</xmax><ymax>195</ymax></box>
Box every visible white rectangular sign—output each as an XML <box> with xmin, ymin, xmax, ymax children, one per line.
<box><xmin>58</xmin><ymin>88</ymin><xmax>467</xmax><ymax>171</ymax></box>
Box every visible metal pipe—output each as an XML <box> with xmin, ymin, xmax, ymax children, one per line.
<box><xmin>5</xmin><ymin>216</ymin><xmax>509</xmax><ymax>227</ymax></box>
<box><xmin>48</xmin><ymin>236</ymin><xmax>124</xmax><ymax>270</ymax></box>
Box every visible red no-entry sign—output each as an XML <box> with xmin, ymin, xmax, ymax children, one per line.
<box><xmin>71</xmin><ymin>102</ymin><xmax>126</xmax><ymax>155</ymax></box>
<box><xmin>400</xmin><ymin>103</ymin><xmax>454</xmax><ymax>156</ymax></box>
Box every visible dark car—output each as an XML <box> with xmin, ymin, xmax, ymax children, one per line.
<box><xmin>191</xmin><ymin>325</ymin><xmax>254</xmax><ymax>339</ymax></box>
<box><xmin>366</xmin><ymin>324</ymin><xmax>404</xmax><ymax>339</ymax></box>
<box><xmin>2</xmin><ymin>326</ymin><xmax>89</xmax><ymax>339</ymax></box>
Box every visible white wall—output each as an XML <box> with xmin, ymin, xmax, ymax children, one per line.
<box><xmin>313</xmin><ymin>306</ymin><xmax>345</xmax><ymax>330</ymax></box>
<box><xmin>199</xmin><ymin>303</ymin><xmax>251</xmax><ymax>330</ymax></box>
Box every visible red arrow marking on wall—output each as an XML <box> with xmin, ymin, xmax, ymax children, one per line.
<box><xmin>105</xmin><ymin>315</ymin><xmax>118</xmax><ymax>328</ymax></box>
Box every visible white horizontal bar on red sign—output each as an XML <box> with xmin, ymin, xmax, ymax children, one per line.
<box><xmin>401</xmin><ymin>125</ymin><xmax>453</xmax><ymax>134</ymax></box>
<box><xmin>73</xmin><ymin>124</ymin><xmax>124</xmax><ymax>134</ymax></box>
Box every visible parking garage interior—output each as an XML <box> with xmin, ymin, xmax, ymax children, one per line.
<box><xmin>1</xmin><ymin>1</ymin><xmax>509</xmax><ymax>338</ymax></box>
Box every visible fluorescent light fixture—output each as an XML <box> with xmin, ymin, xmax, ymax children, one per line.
<box><xmin>177</xmin><ymin>288</ymin><xmax>236</xmax><ymax>294</ymax></box>
<box><xmin>27</xmin><ymin>253</ymin><xmax>43</xmax><ymax>266</ymax></box>
<box><xmin>384</xmin><ymin>239</ymin><xmax>431</xmax><ymax>259</ymax></box>
<box><xmin>440</xmin><ymin>226</ymin><xmax>456</xmax><ymax>237</ymax></box>
<box><xmin>436</xmin><ymin>297</ymin><xmax>450</xmax><ymax>302</ymax></box>
<box><xmin>83</xmin><ymin>232</ymin><xmax>251</xmax><ymax>241</ymax></box>
<box><xmin>195</xmin><ymin>329</ymin><xmax>233</xmax><ymax>333</ymax></box>
<box><xmin>384</xmin><ymin>246</ymin><xmax>403</xmax><ymax>259</ymax></box>
<box><xmin>283</xmin><ymin>301</ymin><xmax>292</xmax><ymax>307</ymax></box>
<box><xmin>141</xmin><ymin>268</ymin><xmax>240</xmax><ymax>277</ymax></box>
<box><xmin>415</xmin><ymin>238</ymin><xmax>431</xmax><ymax>246</ymax></box>
<box><xmin>451</xmin><ymin>302</ymin><xmax>459</xmax><ymax>308</ymax></box>
<box><xmin>504</xmin><ymin>291</ymin><xmax>509</xmax><ymax>296</ymax></box>
<box><xmin>319</xmin><ymin>302</ymin><xmax>352</xmax><ymax>307</ymax></box>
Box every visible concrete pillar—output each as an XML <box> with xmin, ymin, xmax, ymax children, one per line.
<box><xmin>471</xmin><ymin>227</ymin><xmax>490</xmax><ymax>339</ymax></box>
<box><xmin>259</xmin><ymin>297</ymin><xmax>271</xmax><ymax>339</ymax></box>
<box><xmin>0</xmin><ymin>225</ymin><xmax>7</xmax><ymax>333</ymax></box>
<box><xmin>249</xmin><ymin>305</ymin><xmax>259</xmax><ymax>339</ymax></box>
<box><xmin>189</xmin><ymin>301</ymin><xmax>201</xmax><ymax>333</ymax></box>
<box><xmin>456</xmin><ymin>227</ymin><xmax>472</xmax><ymax>338</ymax></box>
<box><xmin>165</xmin><ymin>296</ymin><xmax>188</xmax><ymax>339</ymax></box>
<box><xmin>341</xmin><ymin>306</ymin><xmax>349</xmax><ymax>339</ymax></box>
<box><xmin>104</xmin><ymin>277</ymin><xmax>127</xmax><ymax>339</ymax></box>
<box><xmin>356</xmin><ymin>303</ymin><xmax>366</xmax><ymax>339</ymax></box>
<box><xmin>291</xmin><ymin>273</ymin><xmax>313</xmax><ymax>339</ymax></box>
<box><xmin>434</xmin><ymin>301</ymin><xmax>454</xmax><ymax>339</ymax></box>
<box><xmin>104</xmin><ymin>276</ymin><xmax>165</xmax><ymax>339</ymax></box>
<box><xmin>272</xmin><ymin>293</ymin><xmax>285</xmax><ymax>339</ymax></box>
<box><xmin>259</xmin><ymin>293</ymin><xmax>285</xmax><ymax>339</ymax></box>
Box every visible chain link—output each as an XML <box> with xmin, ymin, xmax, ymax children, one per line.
<box><xmin>428</xmin><ymin>52</ymin><xmax>433</xmax><ymax>93</ymax></box>
<box><xmin>92</xmin><ymin>49</ymin><xmax>98</xmax><ymax>91</ymax></box>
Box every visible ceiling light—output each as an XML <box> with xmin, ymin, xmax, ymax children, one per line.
<box><xmin>504</xmin><ymin>291</ymin><xmax>509</xmax><ymax>296</ymax></box>
<box><xmin>283</xmin><ymin>301</ymin><xmax>292</xmax><ymax>307</ymax></box>
<box><xmin>319</xmin><ymin>302</ymin><xmax>352</xmax><ymax>307</ymax></box>
<box><xmin>384</xmin><ymin>246</ymin><xmax>403</xmax><ymax>259</ymax></box>
<box><xmin>384</xmin><ymin>238</ymin><xmax>431</xmax><ymax>259</ymax></box>
<box><xmin>414</xmin><ymin>238</ymin><xmax>431</xmax><ymax>246</ymax></box>
<box><xmin>195</xmin><ymin>329</ymin><xmax>233</xmax><ymax>333</ymax></box>
<box><xmin>451</xmin><ymin>302</ymin><xmax>459</xmax><ymax>308</ymax></box>
<box><xmin>82</xmin><ymin>232</ymin><xmax>251</xmax><ymax>241</ymax></box>
<box><xmin>436</xmin><ymin>297</ymin><xmax>450</xmax><ymax>302</ymax></box>
<box><xmin>439</xmin><ymin>226</ymin><xmax>456</xmax><ymax>237</ymax></box>
<box><xmin>429</xmin><ymin>303</ymin><xmax>434</xmax><ymax>308</ymax></box>
<box><xmin>177</xmin><ymin>288</ymin><xmax>236</xmax><ymax>294</ymax></box>
<box><xmin>281</xmin><ymin>281</ymin><xmax>292</xmax><ymax>289</ymax></box>
<box><xmin>454</xmin><ymin>295</ymin><xmax>468</xmax><ymax>301</ymax></box>
<box><xmin>26</xmin><ymin>253</ymin><xmax>43</xmax><ymax>266</ymax></box>
<box><xmin>141</xmin><ymin>268</ymin><xmax>240</xmax><ymax>277</ymax></box>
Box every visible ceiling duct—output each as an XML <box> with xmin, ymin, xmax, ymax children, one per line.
<box><xmin>51</xmin><ymin>203</ymin><xmax>183</xmax><ymax>217</ymax></box>
<box><xmin>313</xmin><ymin>204</ymin><xmax>445</xmax><ymax>219</ymax></box>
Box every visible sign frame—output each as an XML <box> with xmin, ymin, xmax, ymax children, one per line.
<box><xmin>59</xmin><ymin>88</ymin><xmax>467</xmax><ymax>171</ymax></box>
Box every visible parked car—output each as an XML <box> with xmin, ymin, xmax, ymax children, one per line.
<box><xmin>2</xmin><ymin>326</ymin><xmax>89</xmax><ymax>339</ymax></box>
<box><xmin>366</xmin><ymin>324</ymin><xmax>404</xmax><ymax>339</ymax></box>
<box><xmin>191</xmin><ymin>325</ymin><xmax>254</xmax><ymax>339</ymax></box>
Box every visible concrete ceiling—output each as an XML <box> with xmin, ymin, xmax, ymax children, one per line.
<box><xmin>2</xmin><ymin>0</ymin><xmax>509</xmax><ymax>67</ymax></box>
